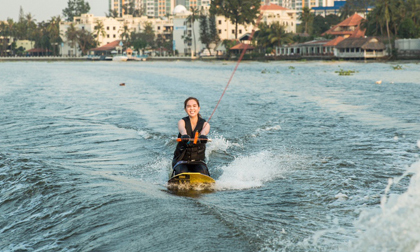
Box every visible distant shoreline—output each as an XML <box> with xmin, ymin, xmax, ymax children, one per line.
<box><xmin>1</xmin><ymin>56</ymin><xmax>419</xmax><ymax>62</ymax></box>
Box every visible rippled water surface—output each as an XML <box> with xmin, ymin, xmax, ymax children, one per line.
<box><xmin>1</xmin><ymin>60</ymin><xmax>420</xmax><ymax>251</ymax></box>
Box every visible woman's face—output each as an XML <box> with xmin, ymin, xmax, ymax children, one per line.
<box><xmin>185</xmin><ymin>99</ymin><xmax>200</xmax><ymax>118</ymax></box>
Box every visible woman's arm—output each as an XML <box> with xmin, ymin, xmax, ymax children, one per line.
<box><xmin>178</xmin><ymin>119</ymin><xmax>188</xmax><ymax>135</ymax></box>
<box><xmin>200</xmin><ymin>122</ymin><xmax>210</xmax><ymax>135</ymax></box>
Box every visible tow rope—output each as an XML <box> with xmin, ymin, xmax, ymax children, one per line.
<box><xmin>207</xmin><ymin>9</ymin><xmax>265</xmax><ymax>123</ymax></box>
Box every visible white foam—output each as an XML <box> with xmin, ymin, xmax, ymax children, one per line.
<box><xmin>205</xmin><ymin>134</ymin><xmax>237</xmax><ymax>159</ymax></box>
<box><xmin>214</xmin><ymin>150</ymin><xmax>297</xmax><ymax>190</ymax></box>
<box><xmin>345</xmin><ymin>159</ymin><xmax>420</xmax><ymax>251</ymax></box>
<box><xmin>417</xmin><ymin>140</ymin><xmax>420</xmax><ymax>149</ymax></box>
<box><xmin>137</xmin><ymin>130</ymin><xmax>152</xmax><ymax>139</ymax></box>
<box><xmin>256</xmin><ymin>124</ymin><xmax>282</xmax><ymax>134</ymax></box>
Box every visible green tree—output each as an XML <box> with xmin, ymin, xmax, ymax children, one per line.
<box><xmin>398</xmin><ymin>17</ymin><xmax>418</xmax><ymax>38</ymax></box>
<box><xmin>77</xmin><ymin>29</ymin><xmax>96</xmax><ymax>55</ymax></box>
<box><xmin>47</xmin><ymin>16</ymin><xmax>62</xmax><ymax>55</ymax></box>
<box><xmin>186</xmin><ymin>7</ymin><xmax>199</xmax><ymax>57</ymax></box>
<box><xmin>376</xmin><ymin>0</ymin><xmax>394</xmax><ymax>50</ymax></box>
<box><xmin>94</xmin><ymin>20</ymin><xmax>106</xmax><ymax>44</ymax></box>
<box><xmin>0</xmin><ymin>22</ymin><xmax>8</xmax><ymax>56</ymax></box>
<box><xmin>129</xmin><ymin>21</ymin><xmax>155</xmax><ymax>53</ymax></box>
<box><xmin>120</xmin><ymin>22</ymin><xmax>131</xmax><ymax>50</ymax></box>
<box><xmin>63</xmin><ymin>0</ymin><xmax>91</xmax><ymax>21</ymax></box>
<box><xmin>106</xmin><ymin>9</ymin><xmax>119</xmax><ymax>18</ymax></box>
<box><xmin>254</xmin><ymin>22</ymin><xmax>271</xmax><ymax>51</ymax></box>
<box><xmin>339</xmin><ymin>2</ymin><xmax>356</xmax><ymax>20</ymax></box>
<box><xmin>25</xmin><ymin>13</ymin><xmax>37</xmax><ymax>40</ymax></box>
<box><xmin>130</xmin><ymin>32</ymin><xmax>148</xmax><ymax>53</ymax></box>
<box><xmin>298</xmin><ymin>7</ymin><xmax>314</xmax><ymax>34</ymax></box>
<box><xmin>0</xmin><ymin>19</ymin><xmax>17</xmax><ymax>56</ymax></box>
<box><xmin>254</xmin><ymin>22</ymin><xmax>292</xmax><ymax>53</ymax></box>
<box><xmin>221</xmin><ymin>39</ymin><xmax>238</xmax><ymax>58</ymax></box>
<box><xmin>199</xmin><ymin>13</ymin><xmax>220</xmax><ymax>55</ymax></box>
<box><xmin>268</xmin><ymin>22</ymin><xmax>292</xmax><ymax>48</ymax></box>
<box><xmin>65</xmin><ymin>23</ymin><xmax>79</xmax><ymax>55</ymax></box>
<box><xmin>210</xmin><ymin>0</ymin><xmax>261</xmax><ymax>39</ymax></box>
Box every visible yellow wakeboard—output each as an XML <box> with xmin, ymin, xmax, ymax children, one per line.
<box><xmin>168</xmin><ymin>172</ymin><xmax>215</xmax><ymax>190</ymax></box>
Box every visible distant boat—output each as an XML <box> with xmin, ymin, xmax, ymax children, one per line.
<box><xmin>112</xmin><ymin>55</ymin><xmax>128</xmax><ymax>62</ymax></box>
<box><xmin>127</xmin><ymin>55</ymin><xmax>148</xmax><ymax>61</ymax></box>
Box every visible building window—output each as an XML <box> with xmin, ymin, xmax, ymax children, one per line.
<box><xmin>107</xmin><ymin>26</ymin><xmax>109</xmax><ymax>30</ymax></box>
<box><xmin>107</xmin><ymin>34</ymin><xmax>110</xmax><ymax>38</ymax></box>
<box><xmin>218</xmin><ymin>20</ymin><xmax>221</xmax><ymax>24</ymax></box>
<box><xmin>232</xmin><ymin>29</ymin><xmax>234</xmax><ymax>34</ymax></box>
<box><xmin>158</xmin><ymin>26</ymin><xmax>160</xmax><ymax>30</ymax></box>
<box><xmin>113</xmin><ymin>27</ymin><xmax>116</xmax><ymax>30</ymax></box>
<box><xmin>218</xmin><ymin>29</ymin><xmax>221</xmax><ymax>34</ymax></box>
<box><xmin>239</xmin><ymin>29</ymin><xmax>242</xmax><ymax>34</ymax></box>
<box><xmin>113</xmin><ymin>34</ymin><xmax>116</xmax><ymax>38</ymax></box>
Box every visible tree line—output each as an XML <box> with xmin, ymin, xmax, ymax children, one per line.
<box><xmin>2</xmin><ymin>0</ymin><xmax>419</xmax><ymax>57</ymax></box>
<box><xmin>0</xmin><ymin>7</ymin><xmax>62</xmax><ymax>56</ymax></box>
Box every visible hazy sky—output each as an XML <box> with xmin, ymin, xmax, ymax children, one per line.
<box><xmin>0</xmin><ymin>0</ymin><xmax>108</xmax><ymax>22</ymax></box>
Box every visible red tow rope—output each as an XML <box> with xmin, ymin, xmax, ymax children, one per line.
<box><xmin>207</xmin><ymin>10</ymin><xmax>265</xmax><ymax>123</ymax></box>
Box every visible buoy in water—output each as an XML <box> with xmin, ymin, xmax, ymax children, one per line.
<box><xmin>120</xmin><ymin>83</ymin><xmax>125</xmax><ymax>86</ymax></box>
<box><xmin>375</xmin><ymin>80</ymin><xmax>382</xmax><ymax>84</ymax></box>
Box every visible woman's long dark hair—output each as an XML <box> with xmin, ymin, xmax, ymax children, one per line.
<box><xmin>184</xmin><ymin>97</ymin><xmax>202</xmax><ymax>118</ymax></box>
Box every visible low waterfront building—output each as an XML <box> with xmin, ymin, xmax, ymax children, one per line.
<box><xmin>16</xmin><ymin>40</ymin><xmax>35</xmax><ymax>52</ymax></box>
<box><xmin>275</xmin><ymin>36</ymin><xmax>387</xmax><ymax>60</ymax></box>
<box><xmin>395</xmin><ymin>38</ymin><xmax>420</xmax><ymax>59</ymax></box>
<box><xmin>90</xmin><ymin>40</ymin><xmax>122</xmax><ymax>56</ymax></box>
<box><xmin>334</xmin><ymin>37</ymin><xmax>387</xmax><ymax>59</ymax></box>
<box><xmin>230</xmin><ymin>43</ymin><xmax>255</xmax><ymax>55</ymax></box>
<box><xmin>275</xmin><ymin>39</ymin><xmax>334</xmax><ymax>58</ymax></box>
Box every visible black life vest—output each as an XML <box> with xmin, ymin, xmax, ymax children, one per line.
<box><xmin>173</xmin><ymin>117</ymin><xmax>207</xmax><ymax>165</ymax></box>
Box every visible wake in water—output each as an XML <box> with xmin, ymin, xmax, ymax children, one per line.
<box><xmin>345</xmin><ymin>159</ymin><xmax>420</xmax><ymax>251</ymax></box>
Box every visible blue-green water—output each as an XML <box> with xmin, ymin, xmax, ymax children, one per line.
<box><xmin>1</xmin><ymin>61</ymin><xmax>420</xmax><ymax>251</ymax></box>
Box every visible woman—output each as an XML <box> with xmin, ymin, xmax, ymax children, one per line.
<box><xmin>172</xmin><ymin>97</ymin><xmax>210</xmax><ymax>176</ymax></box>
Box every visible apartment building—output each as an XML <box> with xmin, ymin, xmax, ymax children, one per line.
<box><xmin>59</xmin><ymin>14</ymin><xmax>173</xmax><ymax>56</ymax></box>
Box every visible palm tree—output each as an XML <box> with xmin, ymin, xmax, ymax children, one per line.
<box><xmin>47</xmin><ymin>16</ymin><xmax>62</xmax><ymax>55</ymax></box>
<box><xmin>254</xmin><ymin>22</ymin><xmax>271</xmax><ymax>50</ymax></box>
<box><xmin>376</xmin><ymin>0</ymin><xmax>393</xmax><ymax>51</ymax></box>
<box><xmin>94</xmin><ymin>20</ymin><xmax>106</xmax><ymax>45</ymax></box>
<box><xmin>120</xmin><ymin>22</ymin><xmax>131</xmax><ymax>50</ymax></box>
<box><xmin>406</xmin><ymin>0</ymin><xmax>420</xmax><ymax>25</ymax></box>
<box><xmin>268</xmin><ymin>22</ymin><xmax>292</xmax><ymax>48</ymax></box>
<box><xmin>0</xmin><ymin>22</ymin><xmax>7</xmax><ymax>56</ymax></box>
<box><xmin>339</xmin><ymin>2</ymin><xmax>355</xmax><ymax>20</ymax></box>
<box><xmin>299</xmin><ymin>7</ymin><xmax>314</xmax><ymax>34</ymax></box>
<box><xmin>77</xmin><ymin>29</ymin><xmax>96</xmax><ymax>55</ymax></box>
<box><xmin>186</xmin><ymin>7</ymin><xmax>199</xmax><ymax>57</ymax></box>
<box><xmin>25</xmin><ymin>13</ymin><xmax>37</xmax><ymax>40</ymax></box>
<box><xmin>65</xmin><ymin>23</ymin><xmax>78</xmax><ymax>56</ymax></box>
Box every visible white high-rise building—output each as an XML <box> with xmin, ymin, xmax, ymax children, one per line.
<box><xmin>109</xmin><ymin>0</ymin><xmax>148</xmax><ymax>17</ymax></box>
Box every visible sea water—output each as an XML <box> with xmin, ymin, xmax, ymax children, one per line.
<box><xmin>0</xmin><ymin>60</ymin><xmax>419</xmax><ymax>251</ymax></box>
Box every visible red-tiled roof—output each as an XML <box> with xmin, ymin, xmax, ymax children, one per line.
<box><xmin>340</xmin><ymin>13</ymin><xmax>364</xmax><ymax>26</ymax></box>
<box><xmin>260</xmin><ymin>3</ymin><xmax>289</xmax><ymax>11</ymax></box>
<box><xmin>230</xmin><ymin>43</ymin><xmax>255</xmax><ymax>50</ymax></box>
<box><xmin>349</xmin><ymin>26</ymin><xmax>366</xmax><ymax>38</ymax></box>
<box><xmin>91</xmin><ymin>40</ymin><xmax>121</xmax><ymax>51</ymax></box>
<box><xmin>323</xmin><ymin>36</ymin><xmax>345</xmax><ymax>46</ymax></box>
<box><xmin>27</xmin><ymin>48</ymin><xmax>50</xmax><ymax>53</ymax></box>
<box><xmin>321</xmin><ymin>13</ymin><xmax>365</xmax><ymax>38</ymax></box>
